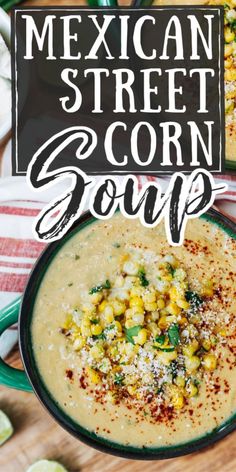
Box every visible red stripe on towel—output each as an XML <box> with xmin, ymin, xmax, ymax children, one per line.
<box><xmin>0</xmin><ymin>237</ymin><xmax>45</xmax><ymax>258</ymax></box>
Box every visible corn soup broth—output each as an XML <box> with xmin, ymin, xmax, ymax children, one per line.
<box><xmin>32</xmin><ymin>214</ymin><xmax>236</xmax><ymax>447</ymax></box>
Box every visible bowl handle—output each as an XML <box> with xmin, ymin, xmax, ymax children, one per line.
<box><xmin>0</xmin><ymin>298</ymin><xmax>32</xmax><ymax>392</ymax></box>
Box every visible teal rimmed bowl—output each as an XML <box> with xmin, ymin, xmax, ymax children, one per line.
<box><xmin>0</xmin><ymin>209</ymin><xmax>236</xmax><ymax>459</ymax></box>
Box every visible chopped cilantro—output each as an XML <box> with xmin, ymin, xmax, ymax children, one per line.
<box><xmin>114</xmin><ymin>373</ymin><xmax>124</xmax><ymax>385</ymax></box>
<box><xmin>89</xmin><ymin>279</ymin><xmax>111</xmax><ymax>294</ymax></box>
<box><xmin>113</xmin><ymin>242</ymin><xmax>121</xmax><ymax>248</ymax></box>
<box><xmin>93</xmin><ymin>332</ymin><xmax>106</xmax><ymax>340</ymax></box>
<box><xmin>125</xmin><ymin>325</ymin><xmax>142</xmax><ymax>344</ymax></box>
<box><xmin>168</xmin><ymin>324</ymin><xmax>180</xmax><ymax>347</ymax></box>
<box><xmin>154</xmin><ymin>346</ymin><xmax>175</xmax><ymax>352</ymax></box>
<box><xmin>169</xmin><ymin>360</ymin><xmax>179</xmax><ymax>378</ymax></box>
<box><xmin>138</xmin><ymin>268</ymin><xmax>149</xmax><ymax>287</ymax></box>
<box><xmin>231</xmin><ymin>19</ymin><xmax>236</xmax><ymax>31</ymax></box>
<box><xmin>185</xmin><ymin>290</ymin><xmax>203</xmax><ymax>310</ymax></box>
<box><xmin>68</xmin><ymin>283</ymin><xmax>73</xmax><ymax>287</ymax></box>
<box><xmin>166</xmin><ymin>263</ymin><xmax>175</xmax><ymax>276</ymax></box>
<box><xmin>155</xmin><ymin>334</ymin><xmax>166</xmax><ymax>345</ymax></box>
<box><xmin>105</xmin><ymin>324</ymin><xmax>115</xmax><ymax>331</ymax></box>
<box><xmin>75</xmin><ymin>255</ymin><xmax>80</xmax><ymax>260</ymax></box>
<box><xmin>91</xmin><ymin>319</ymin><xmax>99</xmax><ymax>324</ymax></box>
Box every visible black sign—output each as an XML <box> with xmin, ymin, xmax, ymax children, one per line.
<box><xmin>12</xmin><ymin>7</ymin><xmax>225</xmax><ymax>176</ymax></box>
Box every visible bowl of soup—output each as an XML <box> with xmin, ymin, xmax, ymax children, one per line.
<box><xmin>0</xmin><ymin>209</ymin><xmax>236</xmax><ymax>459</ymax></box>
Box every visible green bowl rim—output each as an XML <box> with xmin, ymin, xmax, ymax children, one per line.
<box><xmin>19</xmin><ymin>209</ymin><xmax>236</xmax><ymax>460</ymax></box>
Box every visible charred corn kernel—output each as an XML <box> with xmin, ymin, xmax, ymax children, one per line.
<box><xmin>124</xmin><ymin>374</ymin><xmax>138</xmax><ymax>386</ymax></box>
<box><xmin>201</xmin><ymin>280</ymin><xmax>214</xmax><ymax>297</ymax></box>
<box><xmin>133</xmin><ymin>328</ymin><xmax>148</xmax><ymax>345</ymax></box>
<box><xmin>185</xmin><ymin>355</ymin><xmax>201</xmax><ymax>373</ymax></box>
<box><xmin>148</xmin><ymin>322</ymin><xmax>160</xmax><ymax>337</ymax></box>
<box><xmin>144</xmin><ymin>302</ymin><xmax>158</xmax><ymax>312</ymax></box>
<box><xmin>226</xmin><ymin>88</ymin><xmax>236</xmax><ymax>99</ymax></box>
<box><xmin>210</xmin><ymin>334</ymin><xmax>217</xmax><ymax>346</ymax></box>
<box><xmin>203</xmin><ymin>354</ymin><xmax>217</xmax><ymax>371</ymax></box>
<box><xmin>81</xmin><ymin>324</ymin><xmax>91</xmax><ymax>337</ymax></box>
<box><xmin>142</xmin><ymin>291</ymin><xmax>156</xmax><ymax>304</ymax></box>
<box><xmin>175</xmin><ymin>375</ymin><xmax>186</xmax><ymax>388</ymax></box>
<box><xmin>162</xmin><ymin>273</ymin><xmax>173</xmax><ymax>282</ymax></box>
<box><xmin>158</xmin><ymin>316</ymin><xmax>168</xmax><ymax>329</ymax></box>
<box><xmin>163</xmin><ymin>254</ymin><xmax>177</xmax><ymax>266</ymax></box>
<box><xmin>90</xmin><ymin>292</ymin><xmax>103</xmax><ymax>304</ymax></box>
<box><xmin>129</xmin><ymin>296</ymin><xmax>144</xmax><ymax>309</ymax></box>
<box><xmin>107</xmin><ymin>344</ymin><xmax>118</xmax><ymax>358</ymax></box>
<box><xmin>174</xmin><ymin>268</ymin><xmax>186</xmax><ymax>281</ymax></box>
<box><xmin>99</xmin><ymin>357</ymin><xmax>111</xmax><ymax>374</ymax></box>
<box><xmin>189</xmin><ymin>315</ymin><xmax>200</xmax><ymax>326</ymax></box>
<box><xmin>123</xmin><ymin>276</ymin><xmax>137</xmax><ymax>289</ymax></box>
<box><xmin>150</xmin><ymin>310</ymin><xmax>159</xmax><ymax>322</ymax></box>
<box><xmin>178</xmin><ymin>316</ymin><xmax>188</xmax><ymax>326</ymax></box>
<box><xmin>124</xmin><ymin>343</ymin><xmax>136</xmax><ymax>357</ymax></box>
<box><xmin>158</xmin><ymin>314</ymin><xmax>176</xmax><ymax>329</ymax></box>
<box><xmin>130</xmin><ymin>286</ymin><xmax>144</xmax><ymax>297</ymax></box>
<box><xmin>157</xmin><ymin>298</ymin><xmax>165</xmax><ymax>309</ymax></box>
<box><xmin>202</xmin><ymin>339</ymin><xmax>211</xmax><ymax>351</ymax></box>
<box><xmin>127</xmin><ymin>385</ymin><xmax>136</xmax><ymax>396</ymax></box>
<box><xmin>219</xmin><ymin>329</ymin><xmax>227</xmax><ymax>337</ymax></box>
<box><xmin>188</xmin><ymin>325</ymin><xmax>199</xmax><ymax>338</ymax></box>
<box><xmin>166</xmin><ymin>302</ymin><xmax>181</xmax><ymax>316</ymax></box>
<box><xmin>99</xmin><ymin>300</ymin><xmax>108</xmax><ymax>312</ymax></box>
<box><xmin>186</xmin><ymin>382</ymin><xmax>198</xmax><ymax>398</ymax></box>
<box><xmin>183</xmin><ymin>340</ymin><xmax>199</xmax><ymax>357</ymax></box>
<box><xmin>91</xmin><ymin>324</ymin><xmax>103</xmax><ymax>336</ymax></box>
<box><xmin>160</xmin><ymin>309</ymin><xmax>168</xmax><ymax>316</ymax></box>
<box><xmin>176</xmin><ymin>299</ymin><xmax>190</xmax><ymax>310</ymax></box>
<box><xmin>225</xmin><ymin>57</ymin><xmax>234</xmax><ymax>69</ymax></box>
<box><xmin>125</xmin><ymin>319</ymin><xmax>135</xmax><ymax>329</ymax></box>
<box><xmin>116</xmin><ymin>289</ymin><xmax>129</xmax><ymax>301</ymax></box>
<box><xmin>179</xmin><ymin>281</ymin><xmax>188</xmax><ymax>291</ymax></box>
<box><xmin>106</xmin><ymin>391</ymin><xmax>116</xmax><ymax>404</ymax></box>
<box><xmin>104</xmin><ymin>305</ymin><xmax>114</xmax><ymax>324</ymax></box>
<box><xmin>73</xmin><ymin>336</ymin><xmax>85</xmax><ymax>351</ymax></box>
<box><xmin>114</xmin><ymin>275</ymin><xmax>124</xmax><ymax>288</ymax></box>
<box><xmin>90</xmin><ymin>345</ymin><xmax>104</xmax><ymax>360</ymax></box>
<box><xmin>169</xmin><ymin>286</ymin><xmax>179</xmax><ymax>302</ymax></box>
<box><xmin>155</xmin><ymin>279</ymin><xmax>171</xmax><ymax>294</ymax></box>
<box><xmin>63</xmin><ymin>314</ymin><xmax>73</xmax><ymax>330</ymax></box>
<box><xmin>225</xmin><ymin>27</ymin><xmax>235</xmax><ymax>43</ymax></box>
<box><xmin>225</xmin><ymin>43</ymin><xmax>233</xmax><ymax>57</ymax></box>
<box><xmin>158</xmin><ymin>350</ymin><xmax>177</xmax><ymax>365</ymax></box>
<box><xmin>125</xmin><ymin>307</ymin><xmax>136</xmax><ymax>319</ymax></box>
<box><xmin>132</xmin><ymin>313</ymin><xmax>145</xmax><ymax>325</ymax></box>
<box><xmin>112</xmin><ymin>300</ymin><xmax>126</xmax><ymax>316</ymax></box>
<box><xmin>86</xmin><ymin>367</ymin><xmax>100</xmax><ymax>384</ymax></box>
<box><xmin>172</xmin><ymin>392</ymin><xmax>185</xmax><ymax>409</ymax></box>
<box><xmin>123</xmin><ymin>260</ymin><xmax>139</xmax><ymax>276</ymax></box>
<box><xmin>225</xmin><ymin>69</ymin><xmax>236</xmax><ymax>81</ymax></box>
<box><xmin>167</xmin><ymin>386</ymin><xmax>185</xmax><ymax>409</ymax></box>
<box><xmin>114</xmin><ymin>320</ymin><xmax>122</xmax><ymax>332</ymax></box>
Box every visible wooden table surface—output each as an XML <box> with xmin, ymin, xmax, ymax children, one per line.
<box><xmin>1</xmin><ymin>0</ymin><xmax>236</xmax><ymax>471</ymax></box>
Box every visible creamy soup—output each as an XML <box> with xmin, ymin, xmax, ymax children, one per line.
<box><xmin>32</xmin><ymin>214</ymin><xmax>236</xmax><ymax>448</ymax></box>
<box><xmin>153</xmin><ymin>0</ymin><xmax>236</xmax><ymax>161</ymax></box>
